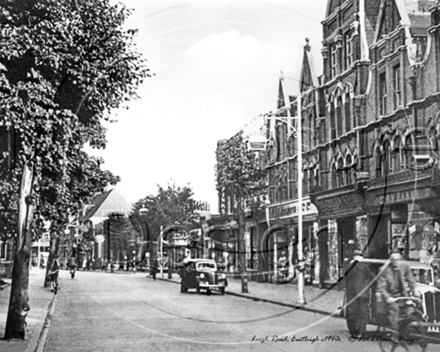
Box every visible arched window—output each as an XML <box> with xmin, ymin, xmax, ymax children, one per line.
<box><xmin>314</xmin><ymin>166</ymin><xmax>320</xmax><ymax>186</ymax></box>
<box><xmin>303</xmin><ymin>168</ymin><xmax>309</xmax><ymax>196</ymax></box>
<box><xmin>404</xmin><ymin>134</ymin><xmax>415</xmax><ymax>168</ymax></box>
<box><xmin>382</xmin><ymin>141</ymin><xmax>391</xmax><ymax>176</ymax></box>
<box><xmin>337</xmin><ymin>97</ymin><xmax>343</xmax><ymax>136</ymax></box>
<box><xmin>392</xmin><ymin>137</ymin><xmax>402</xmax><ymax>173</ymax></box>
<box><xmin>337</xmin><ymin>158</ymin><xmax>344</xmax><ymax>186</ymax></box>
<box><xmin>375</xmin><ymin>147</ymin><xmax>382</xmax><ymax>177</ymax></box>
<box><xmin>331</xmin><ymin>162</ymin><xmax>337</xmax><ymax>189</ymax></box>
<box><xmin>330</xmin><ymin>102</ymin><xmax>336</xmax><ymax>140</ymax></box>
<box><xmin>345</xmin><ymin>93</ymin><xmax>351</xmax><ymax>132</ymax></box>
<box><xmin>345</xmin><ymin>155</ymin><xmax>353</xmax><ymax>184</ymax></box>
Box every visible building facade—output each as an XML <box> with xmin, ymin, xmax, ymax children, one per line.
<box><xmin>309</xmin><ymin>0</ymin><xmax>440</xmax><ymax>287</ymax></box>
<box><xmin>264</xmin><ymin>42</ymin><xmax>320</xmax><ymax>285</ymax></box>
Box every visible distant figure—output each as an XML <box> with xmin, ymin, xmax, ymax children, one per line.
<box><xmin>69</xmin><ymin>257</ymin><xmax>77</xmax><ymax>279</ymax></box>
<box><xmin>277</xmin><ymin>251</ymin><xmax>288</xmax><ymax>279</ymax></box>
<box><xmin>48</xmin><ymin>255</ymin><xmax>61</xmax><ymax>294</ymax></box>
<box><xmin>40</xmin><ymin>254</ymin><xmax>45</xmax><ymax>269</ymax></box>
<box><xmin>151</xmin><ymin>257</ymin><xmax>159</xmax><ymax>281</ymax></box>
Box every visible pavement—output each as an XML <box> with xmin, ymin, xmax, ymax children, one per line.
<box><xmin>0</xmin><ymin>267</ymin><xmax>55</xmax><ymax>352</ymax></box>
<box><xmin>157</xmin><ymin>272</ymin><xmax>345</xmax><ymax>317</ymax></box>
<box><xmin>0</xmin><ymin>268</ymin><xmax>345</xmax><ymax>352</ymax></box>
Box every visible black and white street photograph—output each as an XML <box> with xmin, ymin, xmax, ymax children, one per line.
<box><xmin>2</xmin><ymin>0</ymin><xmax>440</xmax><ymax>351</ymax></box>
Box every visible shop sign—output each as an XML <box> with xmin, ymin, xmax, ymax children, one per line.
<box><xmin>374</xmin><ymin>188</ymin><xmax>434</xmax><ymax>206</ymax></box>
<box><xmin>316</xmin><ymin>192</ymin><xmax>365</xmax><ymax>216</ymax></box>
<box><xmin>169</xmin><ymin>232</ymin><xmax>190</xmax><ymax>246</ymax></box>
<box><xmin>268</xmin><ymin>200</ymin><xmax>317</xmax><ymax>220</ymax></box>
<box><xmin>172</xmin><ymin>239</ymin><xmax>188</xmax><ymax>246</ymax></box>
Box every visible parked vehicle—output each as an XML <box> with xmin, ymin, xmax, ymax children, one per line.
<box><xmin>180</xmin><ymin>258</ymin><xmax>228</xmax><ymax>295</ymax></box>
<box><xmin>344</xmin><ymin>258</ymin><xmax>440</xmax><ymax>340</ymax></box>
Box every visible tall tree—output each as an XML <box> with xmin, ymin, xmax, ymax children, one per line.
<box><xmin>131</xmin><ymin>182</ymin><xmax>200</xmax><ymax>255</ymax></box>
<box><xmin>215</xmin><ymin>131</ymin><xmax>267</xmax><ymax>293</ymax></box>
<box><xmin>0</xmin><ymin>0</ymin><xmax>148</xmax><ymax>339</ymax></box>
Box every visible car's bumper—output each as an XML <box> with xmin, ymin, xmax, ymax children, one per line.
<box><xmin>199</xmin><ymin>283</ymin><xmax>227</xmax><ymax>289</ymax></box>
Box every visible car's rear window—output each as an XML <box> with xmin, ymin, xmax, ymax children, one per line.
<box><xmin>197</xmin><ymin>262</ymin><xmax>216</xmax><ymax>270</ymax></box>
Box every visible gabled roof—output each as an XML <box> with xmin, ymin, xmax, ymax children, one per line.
<box><xmin>408</xmin><ymin>13</ymin><xmax>431</xmax><ymax>37</ymax></box>
<box><xmin>377</xmin><ymin>0</ymin><xmax>433</xmax><ymax>40</ymax></box>
<box><xmin>79</xmin><ymin>188</ymin><xmax>131</xmax><ymax>222</ymax></box>
<box><xmin>325</xmin><ymin>0</ymin><xmax>343</xmax><ymax>18</ymax></box>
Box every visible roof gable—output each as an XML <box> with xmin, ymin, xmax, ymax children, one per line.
<box><xmin>377</xmin><ymin>0</ymin><xmax>402</xmax><ymax>40</ymax></box>
<box><xmin>80</xmin><ymin>188</ymin><xmax>130</xmax><ymax>222</ymax></box>
<box><xmin>326</xmin><ymin>0</ymin><xmax>343</xmax><ymax>18</ymax></box>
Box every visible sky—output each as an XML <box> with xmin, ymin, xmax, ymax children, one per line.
<box><xmin>92</xmin><ymin>0</ymin><xmax>327</xmax><ymax>213</ymax></box>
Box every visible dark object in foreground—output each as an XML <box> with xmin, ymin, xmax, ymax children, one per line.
<box><xmin>180</xmin><ymin>258</ymin><xmax>228</xmax><ymax>295</ymax></box>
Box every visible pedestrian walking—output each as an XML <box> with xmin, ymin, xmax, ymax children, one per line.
<box><xmin>69</xmin><ymin>257</ymin><xmax>77</xmax><ymax>279</ymax></box>
<box><xmin>151</xmin><ymin>257</ymin><xmax>158</xmax><ymax>280</ymax></box>
<box><xmin>39</xmin><ymin>254</ymin><xmax>45</xmax><ymax>269</ymax></box>
<box><xmin>48</xmin><ymin>254</ymin><xmax>61</xmax><ymax>294</ymax></box>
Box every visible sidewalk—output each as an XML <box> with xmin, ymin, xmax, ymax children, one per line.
<box><xmin>157</xmin><ymin>273</ymin><xmax>345</xmax><ymax>317</ymax></box>
<box><xmin>0</xmin><ymin>268</ymin><xmax>55</xmax><ymax>352</ymax></box>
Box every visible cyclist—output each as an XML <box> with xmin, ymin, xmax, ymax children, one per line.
<box><xmin>377</xmin><ymin>250</ymin><xmax>416</xmax><ymax>331</ymax></box>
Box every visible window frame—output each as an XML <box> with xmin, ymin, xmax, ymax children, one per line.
<box><xmin>393</xmin><ymin>65</ymin><xmax>401</xmax><ymax>109</ymax></box>
<box><xmin>379</xmin><ymin>72</ymin><xmax>387</xmax><ymax>115</ymax></box>
<box><xmin>345</xmin><ymin>33</ymin><xmax>353</xmax><ymax>70</ymax></box>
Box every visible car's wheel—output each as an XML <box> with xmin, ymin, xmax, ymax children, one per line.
<box><xmin>206</xmin><ymin>289</ymin><xmax>211</xmax><ymax>295</ymax></box>
<box><xmin>220</xmin><ymin>287</ymin><xmax>225</xmax><ymax>295</ymax></box>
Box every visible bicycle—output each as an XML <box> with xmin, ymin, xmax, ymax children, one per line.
<box><xmin>376</xmin><ymin>296</ymin><xmax>428</xmax><ymax>352</ymax></box>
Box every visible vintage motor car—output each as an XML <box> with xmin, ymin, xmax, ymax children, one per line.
<box><xmin>180</xmin><ymin>259</ymin><xmax>228</xmax><ymax>295</ymax></box>
<box><xmin>344</xmin><ymin>258</ymin><xmax>440</xmax><ymax>338</ymax></box>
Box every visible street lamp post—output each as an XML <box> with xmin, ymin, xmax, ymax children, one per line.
<box><xmin>138</xmin><ymin>204</ymin><xmax>151</xmax><ymax>267</ymax></box>
<box><xmin>261</xmin><ymin>92</ymin><xmax>306</xmax><ymax>305</ymax></box>
<box><xmin>107</xmin><ymin>218</ymin><xmax>112</xmax><ymax>272</ymax></box>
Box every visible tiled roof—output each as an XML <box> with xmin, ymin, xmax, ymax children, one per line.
<box><xmin>79</xmin><ymin>189</ymin><xmax>130</xmax><ymax>222</ymax></box>
<box><xmin>408</xmin><ymin>13</ymin><xmax>430</xmax><ymax>36</ymax></box>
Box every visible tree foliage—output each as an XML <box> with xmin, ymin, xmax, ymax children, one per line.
<box><xmin>215</xmin><ymin>131</ymin><xmax>267</xmax><ymax>208</ymax></box>
<box><xmin>131</xmin><ymin>182</ymin><xmax>200</xmax><ymax>243</ymax></box>
<box><xmin>0</xmin><ymin>0</ymin><xmax>149</xmax><ymax>339</ymax></box>
<box><xmin>0</xmin><ymin>0</ymin><xmax>149</xmax><ymax>239</ymax></box>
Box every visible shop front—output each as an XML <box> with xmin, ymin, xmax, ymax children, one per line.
<box><xmin>367</xmin><ymin>170</ymin><xmax>440</xmax><ymax>265</ymax></box>
<box><xmin>312</xmin><ymin>187</ymin><xmax>367</xmax><ymax>288</ymax></box>
<box><xmin>206</xmin><ymin>222</ymin><xmax>238</xmax><ymax>274</ymax></box>
<box><xmin>266</xmin><ymin>198</ymin><xmax>318</xmax><ymax>285</ymax></box>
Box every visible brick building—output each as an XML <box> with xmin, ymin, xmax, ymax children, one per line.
<box><xmin>310</xmin><ymin>0</ymin><xmax>440</xmax><ymax>287</ymax></box>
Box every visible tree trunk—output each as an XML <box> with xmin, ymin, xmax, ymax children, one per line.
<box><xmin>5</xmin><ymin>163</ymin><xmax>35</xmax><ymax>340</ymax></box>
<box><xmin>5</xmin><ymin>248</ymin><xmax>31</xmax><ymax>339</ymax></box>
<box><xmin>238</xmin><ymin>207</ymin><xmax>249</xmax><ymax>293</ymax></box>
